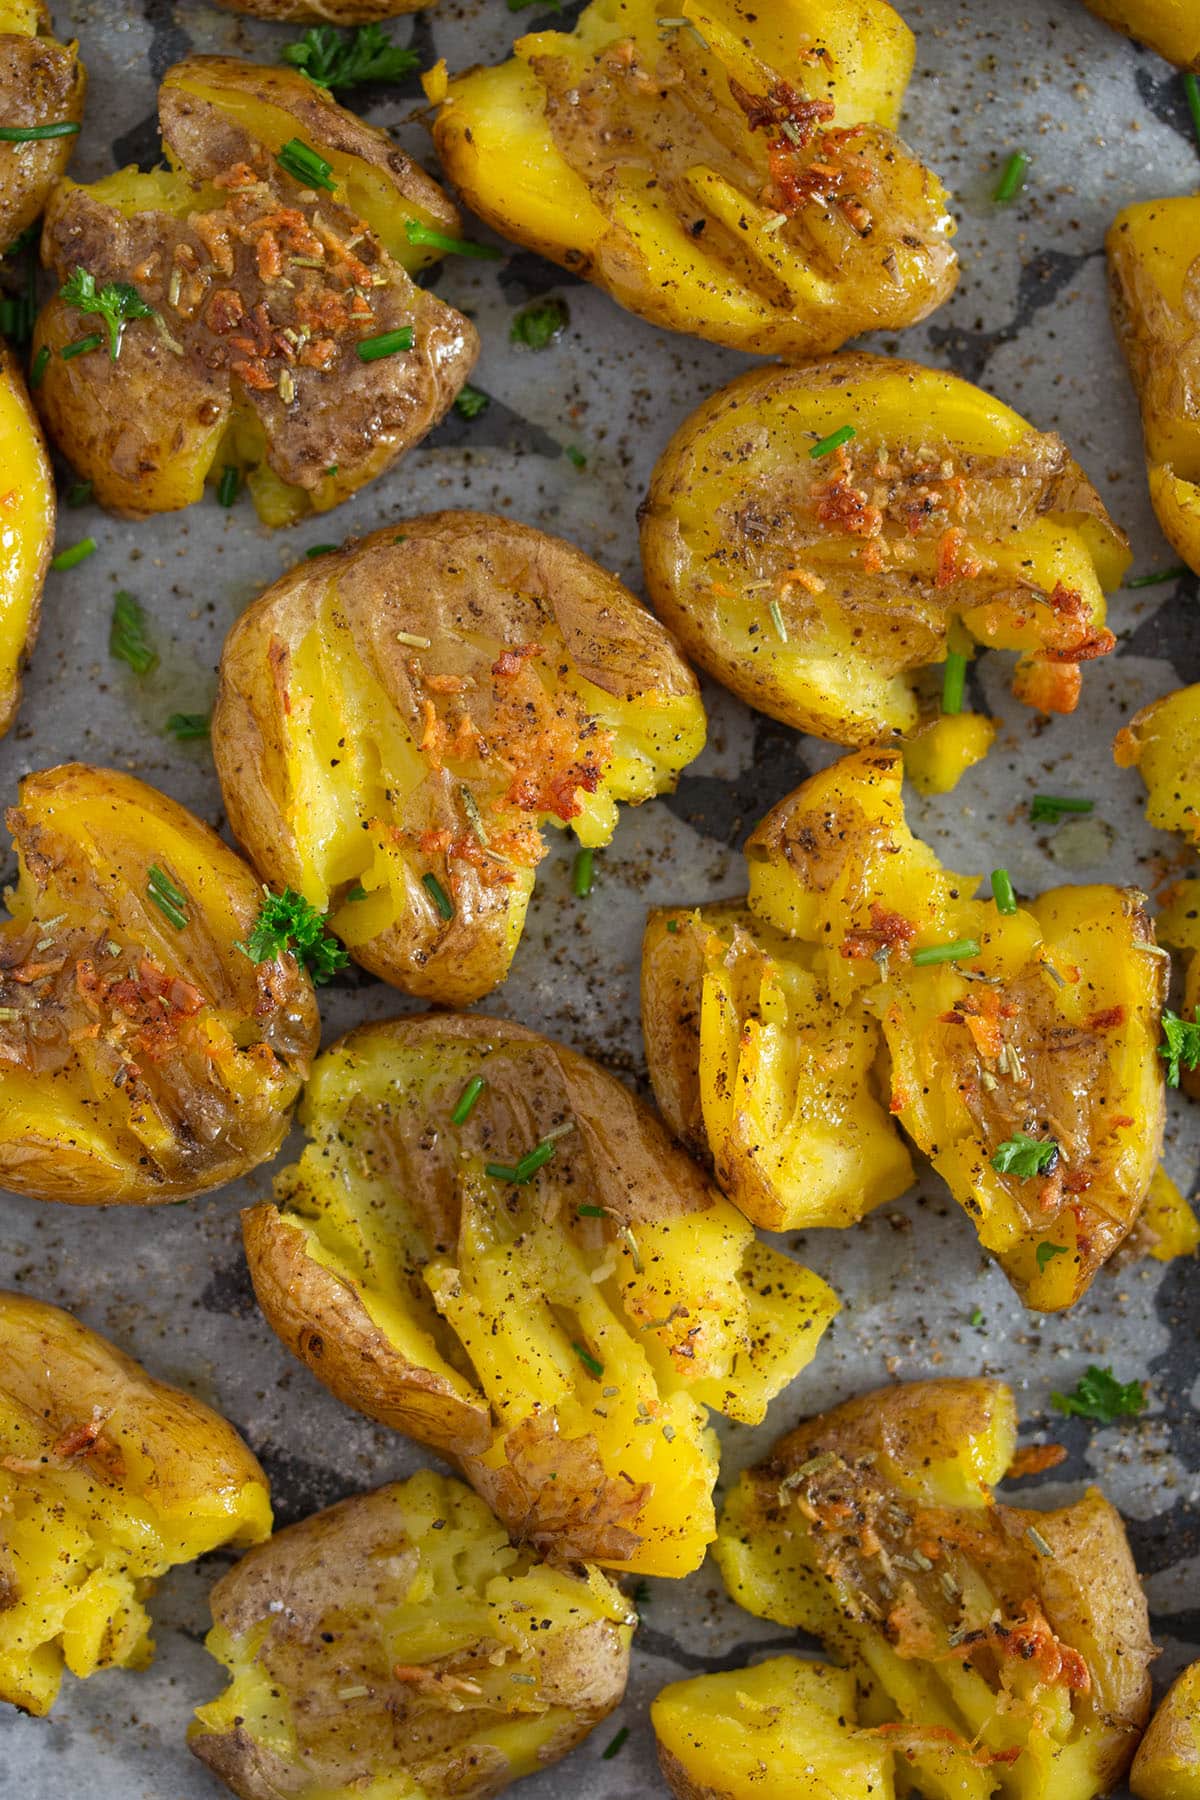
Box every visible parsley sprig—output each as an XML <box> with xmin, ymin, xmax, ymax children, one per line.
<box><xmin>1051</xmin><ymin>1366</ymin><xmax>1145</xmax><ymax>1424</ymax></box>
<box><xmin>1160</xmin><ymin>1009</ymin><xmax>1200</xmax><ymax>1088</ymax></box>
<box><xmin>239</xmin><ymin>888</ymin><xmax>348</xmax><ymax>983</ymax></box>
<box><xmin>991</xmin><ymin>1133</ymin><xmax>1059</xmax><ymax>1178</ymax></box>
<box><xmin>60</xmin><ymin>267</ymin><xmax>154</xmax><ymax>360</ymax></box>
<box><xmin>281</xmin><ymin>23</ymin><xmax>419</xmax><ymax>90</ymax></box>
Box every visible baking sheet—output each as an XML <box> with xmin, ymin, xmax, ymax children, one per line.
<box><xmin>2</xmin><ymin>0</ymin><xmax>1200</xmax><ymax>1793</ymax></box>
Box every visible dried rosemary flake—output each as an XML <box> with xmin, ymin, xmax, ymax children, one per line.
<box><xmin>780</xmin><ymin>1450</ymin><xmax>836</xmax><ymax>1494</ymax></box>
<box><xmin>1026</xmin><ymin>1525</ymin><xmax>1056</xmax><ymax>1559</ymax></box>
<box><xmin>618</xmin><ymin>1224</ymin><xmax>643</xmax><ymax>1273</ymax></box>
<box><xmin>459</xmin><ymin>784</ymin><xmax>489</xmax><ymax>847</ymax></box>
<box><xmin>396</xmin><ymin>631</ymin><xmax>432</xmax><ymax>648</ymax></box>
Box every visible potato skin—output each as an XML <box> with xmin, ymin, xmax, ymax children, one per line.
<box><xmin>33</xmin><ymin>56</ymin><xmax>475</xmax><ymax>523</ymax></box>
<box><xmin>716</xmin><ymin>1378</ymin><xmax>1154</xmax><ymax>1800</ymax></box>
<box><xmin>243</xmin><ymin>1011</ymin><xmax>837</xmax><ymax>1576</ymax></box>
<box><xmin>432</xmin><ymin>0</ymin><xmax>956</xmax><ymax>355</ymax></box>
<box><xmin>0</xmin><ymin>1290</ymin><xmax>271</xmax><ymax>1716</ymax></box>
<box><xmin>0</xmin><ymin>0</ymin><xmax>85</xmax><ymax>253</ymax></box>
<box><xmin>1108</xmin><ymin>197</ymin><xmax>1200</xmax><ymax>574</ymax></box>
<box><xmin>744</xmin><ymin>748</ymin><xmax>1165</xmax><ymax>1309</ymax></box>
<box><xmin>213</xmin><ymin>511</ymin><xmax>705</xmax><ymax>1005</ymax></box>
<box><xmin>0</xmin><ymin>763</ymin><xmax>320</xmax><ymax>1204</ymax></box>
<box><xmin>190</xmin><ymin>1469</ymin><xmax>632</xmax><ymax>1800</ymax></box>
<box><xmin>0</xmin><ymin>343</ymin><xmax>52</xmax><ymax>738</ymax></box>
<box><xmin>641</xmin><ymin>355</ymin><xmax>1128</xmax><ymax>758</ymax></box>
<box><xmin>1131</xmin><ymin>1662</ymin><xmax>1200</xmax><ymax>1799</ymax></box>
<box><xmin>1083</xmin><ymin>1</ymin><xmax>1200</xmax><ymax>68</ymax></box>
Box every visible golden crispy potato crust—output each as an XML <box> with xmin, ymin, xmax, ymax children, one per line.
<box><xmin>0</xmin><ymin>6</ymin><xmax>85</xmax><ymax>252</ymax></box>
<box><xmin>0</xmin><ymin>342</ymin><xmax>52</xmax><ymax>738</ymax></box>
<box><xmin>190</xmin><ymin>1472</ymin><xmax>631</xmax><ymax>1800</ymax></box>
<box><xmin>34</xmin><ymin>57</ymin><xmax>475</xmax><ymax>518</ymax></box>
<box><xmin>0</xmin><ymin>763</ymin><xmax>320</xmax><ymax>1204</ymax></box>
<box><xmin>213</xmin><ymin>511</ymin><xmax>703</xmax><ymax>1004</ymax></box>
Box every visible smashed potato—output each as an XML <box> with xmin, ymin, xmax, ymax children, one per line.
<box><xmin>641</xmin><ymin>355</ymin><xmax>1128</xmax><ymax>767</ymax></box>
<box><xmin>1130</xmin><ymin>1662</ymin><xmax>1200</xmax><ymax>1799</ymax></box>
<box><xmin>1108</xmin><ymin>197</ymin><xmax>1200</xmax><ymax>574</ymax></box>
<box><xmin>1115</xmin><ymin>682</ymin><xmax>1200</xmax><ymax>845</ymax></box>
<box><xmin>213</xmin><ymin>513</ymin><xmax>705</xmax><ymax>1005</ymax></box>
<box><xmin>216</xmin><ymin>1</ymin><xmax>421</xmax><ymax>18</ymax></box>
<box><xmin>242</xmin><ymin>1013</ymin><xmax>838</xmax><ymax>1577</ymax></box>
<box><xmin>642</xmin><ymin>900</ymin><xmax>913</xmax><ymax>1231</ymax></box>
<box><xmin>716</xmin><ymin>1378</ymin><xmax>1154</xmax><ymax>1800</ymax></box>
<box><xmin>0</xmin><ymin>1290</ymin><xmax>271</xmax><ymax>1716</ymax></box>
<box><xmin>1083</xmin><ymin>1</ymin><xmax>1200</xmax><ymax>68</ymax></box>
<box><xmin>653</xmin><ymin>1656</ymin><xmax>894</xmax><ymax>1800</ymax></box>
<box><xmin>190</xmin><ymin>1469</ymin><xmax>632</xmax><ymax>1800</ymax></box>
<box><xmin>0</xmin><ymin>343</ymin><xmax>52</xmax><ymax>737</ymax></box>
<box><xmin>431</xmin><ymin>0</ymin><xmax>956</xmax><ymax>355</ymax></box>
<box><xmin>0</xmin><ymin>763</ymin><xmax>320</xmax><ymax>1204</ymax></box>
<box><xmin>647</xmin><ymin>749</ymin><xmax>1164</xmax><ymax>1306</ymax></box>
<box><xmin>0</xmin><ymin>0</ymin><xmax>85</xmax><ymax>254</ymax></box>
<box><xmin>32</xmin><ymin>56</ymin><xmax>476</xmax><ymax>523</ymax></box>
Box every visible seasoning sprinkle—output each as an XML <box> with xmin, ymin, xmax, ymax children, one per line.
<box><xmin>422</xmin><ymin>871</ymin><xmax>454</xmax><ymax>920</ymax></box>
<box><xmin>993</xmin><ymin>150</ymin><xmax>1030</xmax><ymax>203</ymax></box>
<box><xmin>1026</xmin><ymin>1525</ymin><xmax>1056</xmax><ymax>1559</ymax></box>
<box><xmin>459</xmin><ymin>784</ymin><xmax>489</xmax><ymax>846</ymax></box>
<box><xmin>451</xmin><ymin>1076</ymin><xmax>486</xmax><ymax>1125</ymax></box>
<box><xmin>809</xmin><ymin>423</ymin><xmax>855</xmax><ymax>459</ymax></box>
<box><xmin>395</xmin><ymin>630</ymin><xmax>431</xmax><ymax>648</ymax></box>
<box><xmin>618</xmin><ymin>1224</ymin><xmax>642</xmax><ymax>1273</ymax></box>
<box><xmin>768</xmin><ymin>598</ymin><xmax>789</xmax><ymax>643</ymax></box>
<box><xmin>911</xmin><ymin>937</ymin><xmax>980</xmax><ymax>967</ymax></box>
<box><xmin>147</xmin><ymin>864</ymin><xmax>188</xmax><ymax>929</ymax></box>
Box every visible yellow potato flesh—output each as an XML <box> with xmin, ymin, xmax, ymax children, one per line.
<box><xmin>192</xmin><ymin>1471</ymin><xmax>632</xmax><ymax>1795</ymax></box>
<box><xmin>272</xmin><ymin>1026</ymin><xmax>838</xmax><ymax>1577</ymax></box>
<box><xmin>1138</xmin><ymin>1166</ymin><xmax>1200</xmax><ymax>1262</ymax></box>
<box><xmin>652</xmin><ymin>1656</ymin><xmax>895</xmax><ymax>1800</ymax></box>
<box><xmin>1131</xmin><ymin>1662</ymin><xmax>1200</xmax><ymax>1799</ymax></box>
<box><xmin>0</xmin><ymin>1</ymin><xmax>43</xmax><ymax>33</ymax></box>
<box><xmin>1084</xmin><ymin>0</ymin><xmax>1200</xmax><ymax>67</ymax></box>
<box><xmin>0</xmin><ymin>357</ymin><xmax>51</xmax><ymax>735</ymax></box>
<box><xmin>1107</xmin><ymin>197</ymin><xmax>1200</xmax><ymax>573</ymax></box>
<box><xmin>745</xmin><ymin>750</ymin><xmax>1163</xmax><ymax>1308</ymax></box>
<box><xmin>1114</xmin><ymin>681</ymin><xmax>1200</xmax><ymax>844</ymax></box>
<box><xmin>0</xmin><ymin>1292</ymin><xmax>270</xmax><ymax>1715</ymax></box>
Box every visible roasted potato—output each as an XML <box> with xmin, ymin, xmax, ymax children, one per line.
<box><xmin>0</xmin><ymin>342</ymin><xmax>52</xmax><ymax>737</ymax></box>
<box><xmin>0</xmin><ymin>0</ymin><xmax>85</xmax><ymax>254</ymax></box>
<box><xmin>213</xmin><ymin>512</ymin><xmax>706</xmax><ymax>1006</ymax></box>
<box><xmin>0</xmin><ymin>1290</ymin><xmax>271</xmax><ymax>1716</ymax></box>
<box><xmin>1083</xmin><ymin>1</ymin><xmax>1200</xmax><ymax>68</ymax></box>
<box><xmin>1135</xmin><ymin>1164</ymin><xmax>1200</xmax><ymax>1261</ymax></box>
<box><xmin>641</xmin><ymin>901</ymin><xmax>913</xmax><ymax>1231</ymax></box>
<box><xmin>430</xmin><ymin>0</ymin><xmax>956</xmax><ymax>356</ymax></box>
<box><xmin>1131</xmin><ymin>1662</ymin><xmax>1200</xmax><ymax>1799</ymax></box>
<box><xmin>1108</xmin><ymin>197</ymin><xmax>1200</xmax><ymax>574</ymax></box>
<box><xmin>31</xmin><ymin>56</ymin><xmax>476</xmax><ymax>524</ymax></box>
<box><xmin>741</xmin><ymin>749</ymin><xmax>1165</xmax><ymax>1308</ymax></box>
<box><xmin>242</xmin><ymin>1013</ymin><xmax>838</xmax><ymax>1577</ymax></box>
<box><xmin>0</xmin><ymin>763</ymin><xmax>320</xmax><ymax>1204</ymax></box>
<box><xmin>1156</xmin><ymin>878</ymin><xmax>1200</xmax><ymax>1101</ymax></box>
<box><xmin>641</xmin><ymin>356</ymin><xmax>1129</xmax><ymax>771</ymax></box>
<box><xmin>653</xmin><ymin>1655</ymin><xmax>894</xmax><ymax>1800</ymax></box>
<box><xmin>190</xmin><ymin>1468</ymin><xmax>632</xmax><ymax>1800</ymax></box>
<box><xmin>715</xmin><ymin>1378</ymin><xmax>1154</xmax><ymax>1800</ymax></box>
<box><xmin>1115</xmin><ymin>682</ymin><xmax>1200</xmax><ymax>845</ymax></box>
<box><xmin>215</xmin><ymin>1</ymin><xmax>421</xmax><ymax>18</ymax></box>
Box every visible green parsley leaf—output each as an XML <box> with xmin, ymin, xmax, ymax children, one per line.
<box><xmin>166</xmin><ymin>712</ymin><xmax>210</xmax><ymax>741</ymax></box>
<box><xmin>454</xmin><ymin>384</ymin><xmax>490</xmax><ymax>419</ymax></box>
<box><xmin>60</xmin><ymin>267</ymin><xmax>154</xmax><ymax>360</ymax></box>
<box><xmin>1160</xmin><ymin>1008</ymin><xmax>1200</xmax><ymax>1088</ymax></box>
<box><xmin>239</xmin><ymin>888</ymin><xmax>348</xmax><ymax>983</ymax></box>
<box><xmin>280</xmin><ymin>23</ymin><xmax>419</xmax><ymax>90</ymax></box>
<box><xmin>510</xmin><ymin>296</ymin><xmax>569</xmax><ymax>350</ymax></box>
<box><xmin>1035</xmin><ymin>1241</ymin><xmax>1068</xmax><ymax>1273</ymax></box>
<box><xmin>1050</xmin><ymin>1366</ymin><xmax>1146</xmax><ymax>1424</ymax></box>
<box><xmin>110</xmin><ymin>591</ymin><xmax>158</xmax><ymax>676</ymax></box>
<box><xmin>991</xmin><ymin>1132</ymin><xmax>1059</xmax><ymax>1178</ymax></box>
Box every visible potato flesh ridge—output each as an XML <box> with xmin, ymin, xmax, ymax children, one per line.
<box><xmin>0</xmin><ymin>362</ymin><xmax>51</xmax><ymax>734</ymax></box>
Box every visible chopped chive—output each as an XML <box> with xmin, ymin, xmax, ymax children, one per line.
<box><xmin>0</xmin><ymin>121</ymin><xmax>81</xmax><ymax>142</ymax></box>
<box><xmin>345</xmin><ymin>883</ymin><xmax>368</xmax><ymax>902</ymax></box>
<box><xmin>147</xmin><ymin>864</ymin><xmax>188</xmax><ymax>929</ymax></box>
<box><xmin>50</xmin><ymin>537</ymin><xmax>95</xmax><ymax>571</ymax></box>
<box><xmin>65</xmin><ymin>480</ymin><xmax>93</xmax><ymax>507</ymax></box>
<box><xmin>395</xmin><ymin>630</ymin><xmax>431</xmax><ymax>648</ymax></box>
<box><xmin>1126</xmin><ymin>566</ymin><xmax>1187</xmax><ymax>587</ymax></box>
<box><xmin>912</xmin><ymin>937</ymin><xmax>980</xmax><ymax>967</ymax></box>
<box><xmin>29</xmin><ymin>345</ymin><xmax>49</xmax><ymax>388</ymax></box>
<box><xmin>941</xmin><ymin>649</ymin><xmax>967</xmax><ymax>714</ymax></box>
<box><xmin>993</xmin><ymin>151</ymin><xmax>1030</xmax><ymax>204</ymax></box>
<box><xmin>305</xmin><ymin>543</ymin><xmax>338</xmax><ymax>557</ymax></box>
<box><xmin>578</xmin><ymin>1204</ymin><xmax>606</xmax><ymax>1218</ymax></box>
<box><xmin>564</xmin><ymin>443</ymin><xmax>587</xmax><ymax>469</ymax></box>
<box><xmin>356</xmin><ymin>326</ymin><xmax>414</xmax><ymax>362</ymax></box>
<box><xmin>969</xmin><ymin>1307</ymin><xmax>984</xmax><ymax>1328</ymax></box>
<box><xmin>1030</xmin><ymin>794</ymin><xmax>1093</xmax><ymax>825</ymax></box>
<box><xmin>573</xmin><ymin>848</ymin><xmax>595</xmax><ymax>897</ymax></box>
<box><xmin>217</xmin><ymin>465</ymin><xmax>240</xmax><ymax>508</ymax></box>
<box><xmin>110</xmin><ymin>591</ymin><xmax>157</xmax><ymax>675</ymax></box>
<box><xmin>166</xmin><ymin>712</ymin><xmax>209</xmax><ymax>740</ymax></box>
<box><xmin>572</xmin><ymin>1341</ymin><xmax>604</xmax><ymax>1379</ymax></box>
<box><xmin>451</xmin><ymin>1075</ymin><xmax>486</xmax><ymax>1125</ymax></box>
<box><xmin>404</xmin><ymin>217</ymin><xmax>502</xmax><ymax>259</ymax></box>
<box><xmin>275</xmin><ymin>136</ymin><xmax>336</xmax><ymax>191</ymax></box>
<box><xmin>601</xmin><ymin>1727</ymin><xmax>629</xmax><ymax>1760</ymax></box>
<box><xmin>809</xmin><ymin>423</ymin><xmax>856</xmax><ymax>459</ymax></box>
<box><xmin>991</xmin><ymin>869</ymin><xmax>1017</xmax><ymax>915</ymax></box>
<box><xmin>60</xmin><ymin>332</ymin><xmax>103</xmax><ymax>361</ymax></box>
<box><xmin>515</xmin><ymin>1140</ymin><xmax>558</xmax><ymax>1181</ymax></box>
<box><xmin>485</xmin><ymin>1161</ymin><xmax>522</xmax><ymax>1182</ymax></box>
<box><xmin>422</xmin><ymin>871</ymin><xmax>454</xmax><ymax>920</ymax></box>
<box><xmin>1185</xmin><ymin>73</ymin><xmax>1200</xmax><ymax>151</ymax></box>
